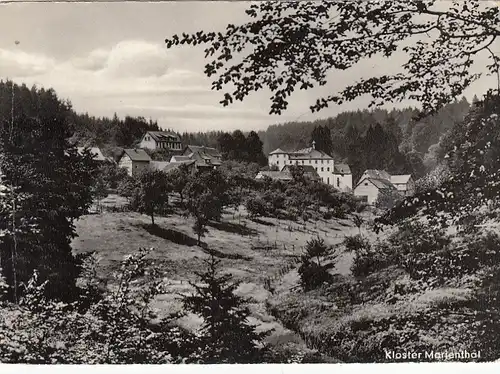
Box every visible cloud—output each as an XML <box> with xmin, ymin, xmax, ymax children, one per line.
<box><xmin>68</xmin><ymin>40</ymin><xmax>178</xmax><ymax>78</ymax></box>
<box><xmin>121</xmin><ymin>103</ymin><xmax>272</xmax><ymax>121</ymax></box>
<box><xmin>70</xmin><ymin>48</ymin><xmax>108</xmax><ymax>71</ymax></box>
<box><xmin>0</xmin><ymin>48</ymin><xmax>55</xmax><ymax>77</ymax></box>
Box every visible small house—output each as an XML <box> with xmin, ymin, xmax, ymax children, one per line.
<box><xmin>353</xmin><ymin>176</ymin><xmax>398</xmax><ymax>205</ymax></box>
<box><xmin>390</xmin><ymin>174</ymin><xmax>415</xmax><ymax>196</ymax></box>
<box><xmin>182</xmin><ymin>145</ymin><xmax>222</xmax><ymax>170</ymax></box>
<box><xmin>118</xmin><ymin>149</ymin><xmax>152</xmax><ymax>176</ymax></box>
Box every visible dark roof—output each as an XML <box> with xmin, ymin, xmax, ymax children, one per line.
<box><xmin>122</xmin><ymin>148</ymin><xmax>152</xmax><ymax>162</ymax></box>
<box><xmin>171</xmin><ymin>155</ymin><xmax>192</xmax><ymax>162</ymax></box>
<box><xmin>163</xmin><ymin>160</ymin><xmax>196</xmax><ymax>173</ymax></box>
<box><xmin>150</xmin><ymin>161</ymin><xmax>170</xmax><ymax>170</ymax></box>
<box><xmin>288</xmin><ymin>148</ymin><xmax>333</xmax><ymax>160</ymax></box>
<box><xmin>146</xmin><ymin>131</ymin><xmax>181</xmax><ymax>142</ymax></box>
<box><xmin>184</xmin><ymin>145</ymin><xmax>221</xmax><ymax>158</ymax></box>
<box><xmin>334</xmin><ymin>164</ymin><xmax>351</xmax><ymax>174</ymax></box>
<box><xmin>358</xmin><ymin>177</ymin><xmax>396</xmax><ymax>190</ymax></box>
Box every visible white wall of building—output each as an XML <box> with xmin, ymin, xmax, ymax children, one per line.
<box><xmin>353</xmin><ymin>179</ymin><xmax>380</xmax><ymax>205</ymax></box>
<box><xmin>139</xmin><ymin>134</ymin><xmax>157</xmax><ymax>150</ymax></box>
<box><xmin>333</xmin><ymin>173</ymin><xmax>353</xmax><ymax>192</ymax></box>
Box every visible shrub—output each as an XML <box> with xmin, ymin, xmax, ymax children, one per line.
<box><xmin>343</xmin><ymin>234</ymin><xmax>369</xmax><ymax>253</ymax></box>
<box><xmin>351</xmin><ymin>240</ymin><xmax>396</xmax><ymax>277</ymax></box>
<box><xmin>245</xmin><ymin>196</ymin><xmax>268</xmax><ymax>218</ymax></box>
<box><xmin>298</xmin><ymin>238</ymin><xmax>335</xmax><ymax>291</ymax></box>
<box><xmin>375</xmin><ymin>189</ymin><xmax>403</xmax><ymax>210</ymax></box>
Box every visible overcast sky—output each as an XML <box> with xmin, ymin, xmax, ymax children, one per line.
<box><xmin>0</xmin><ymin>1</ymin><xmax>497</xmax><ymax>133</ymax></box>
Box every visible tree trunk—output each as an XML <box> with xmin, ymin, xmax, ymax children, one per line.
<box><xmin>151</xmin><ymin>212</ymin><xmax>155</xmax><ymax>226</ymax></box>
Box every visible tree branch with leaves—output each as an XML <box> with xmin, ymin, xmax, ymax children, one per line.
<box><xmin>166</xmin><ymin>1</ymin><xmax>499</xmax><ymax>117</ymax></box>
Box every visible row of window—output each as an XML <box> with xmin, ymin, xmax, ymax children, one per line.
<box><xmin>274</xmin><ymin>158</ymin><xmax>332</xmax><ymax>165</ymax></box>
<box><xmin>275</xmin><ymin>161</ymin><xmax>332</xmax><ymax>173</ymax></box>
<box><xmin>157</xmin><ymin>142</ymin><xmax>182</xmax><ymax>149</ymax></box>
<box><xmin>274</xmin><ymin>157</ymin><xmax>331</xmax><ymax>165</ymax></box>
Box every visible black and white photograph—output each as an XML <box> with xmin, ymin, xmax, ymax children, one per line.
<box><xmin>0</xmin><ymin>0</ymin><xmax>499</xmax><ymax>366</ymax></box>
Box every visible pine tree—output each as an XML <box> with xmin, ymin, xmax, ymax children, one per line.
<box><xmin>182</xmin><ymin>255</ymin><xmax>270</xmax><ymax>363</ymax></box>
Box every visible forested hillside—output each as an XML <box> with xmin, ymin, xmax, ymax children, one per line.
<box><xmin>258</xmin><ymin>98</ymin><xmax>471</xmax><ymax>160</ymax></box>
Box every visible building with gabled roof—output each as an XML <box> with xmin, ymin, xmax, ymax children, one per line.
<box><xmin>267</xmin><ymin>141</ymin><xmax>352</xmax><ymax>190</ymax></box>
<box><xmin>140</xmin><ymin>131</ymin><xmax>182</xmax><ymax>151</ymax></box>
<box><xmin>354</xmin><ymin>169</ymin><xmax>414</xmax><ymax>204</ymax></box>
<box><xmin>390</xmin><ymin>174</ymin><xmax>415</xmax><ymax>196</ymax></box>
<box><xmin>118</xmin><ymin>148</ymin><xmax>152</xmax><ymax>176</ymax></box>
<box><xmin>182</xmin><ymin>145</ymin><xmax>222</xmax><ymax>170</ymax></box>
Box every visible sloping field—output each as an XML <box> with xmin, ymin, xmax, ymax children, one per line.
<box><xmin>71</xmin><ymin>208</ymin><xmax>361</xmax><ymax>360</ymax></box>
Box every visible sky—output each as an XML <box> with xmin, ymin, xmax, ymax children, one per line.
<box><xmin>0</xmin><ymin>1</ymin><xmax>497</xmax><ymax>133</ymax></box>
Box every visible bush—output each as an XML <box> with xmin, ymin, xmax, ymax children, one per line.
<box><xmin>375</xmin><ymin>189</ymin><xmax>403</xmax><ymax>210</ymax></box>
<box><xmin>245</xmin><ymin>196</ymin><xmax>268</xmax><ymax>218</ymax></box>
<box><xmin>298</xmin><ymin>238</ymin><xmax>335</xmax><ymax>291</ymax></box>
<box><xmin>343</xmin><ymin>234</ymin><xmax>369</xmax><ymax>253</ymax></box>
<box><xmin>351</xmin><ymin>240</ymin><xmax>396</xmax><ymax>277</ymax></box>
<box><xmin>298</xmin><ymin>259</ymin><xmax>331</xmax><ymax>292</ymax></box>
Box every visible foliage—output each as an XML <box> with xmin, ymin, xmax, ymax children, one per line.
<box><xmin>134</xmin><ymin>169</ymin><xmax>171</xmax><ymax>226</ymax></box>
<box><xmin>168</xmin><ymin>164</ymin><xmax>191</xmax><ymax>204</ymax></box>
<box><xmin>0</xmin><ymin>248</ymin><xmax>189</xmax><ymax>364</ymax></box>
<box><xmin>181</xmin><ymin>255</ymin><xmax>271</xmax><ymax>363</ymax></box>
<box><xmin>183</xmin><ymin>169</ymin><xmax>230</xmax><ymax>244</ymax></box>
<box><xmin>69</xmin><ymin>112</ymin><xmax>160</xmax><ymax>149</ymax></box>
<box><xmin>298</xmin><ymin>238</ymin><xmax>335</xmax><ymax>291</ymax></box>
<box><xmin>0</xmin><ymin>81</ymin><xmax>96</xmax><ymax>301</ymax></box>
<box><xmin>217</xmin><ymin>130</ymin><xmax>267</xmax><ymax>165</ymax></box>
<box><xmin>376</xmin><ymin>93</ymin><xmax>500</xmax><ymax>231</ymax></box>
<box><xmin>310</xmin><ymin>125</ymin><xmax>333</xmax><ymax>155</ymax></box>
<box><xmin>97</xmin><ymin>162</ymin><xmax>129</xmax><ymax>190</ymax></box>
<box><xmin>375</xmin><ymin>189</ymin><xmax>404</xmax><ymax>210</ymax></box>
<box><xmin>245</xmin><ymin>196</ymin><xmax>268</xmax><ymax>219</ymax></box>
<box><xmin>343</xmin><ymin>234</ymin><xmax>369</xmax><ymax>253</ymax></box>
<box><xmin>166</xmin><ymin>1</ymin><xmax>499</xmax><ymax>117</ymax></box>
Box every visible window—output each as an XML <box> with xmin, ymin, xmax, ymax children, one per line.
<box><xmin>365</xmin><ymin>182</ymin><xmax>369</xmax><ymax>186</ymax></box>
<box><xmin>327</xmin><ymin>177</ymin><xmax>330</xmax><ymax>184</ymax></box>
<box><xmin>337</xmin><ymin>178</ymin><xmax>340</xmax><ymax>187</ymax></box>
<box><xmin>327</xmin><ymin>167</ymin><xmax>330</xmax><ymax>172</ymax></box>
<box><xmin>302</xmin><ymin>160</ymin><xmax>304</xmax><ymax>165</ymax></box>
<box><xmin>296</xmin><ymin>161</ymin><xmax>299</xmax><ymax>165</ymax></box>
<box><xmin>315</xmin><ymin>160</ymin><xmax>318</xmax><ymax>164</ymax></box>
<box><xmin>321</xmin><ymin>167</ymin><xmax>324</xmax><ymax>172</ymax></box>
<box><xmin>277</xmin><ymin>161</ymin><xmax>279</xmax><ymax>165</ymax></box>
<box><xmin>315</xmin><ymin>167</ymin><xmax>318</xmax><ymax>171</ymax></box>
<box><xmin>321</xmin><ymin>160</ymin><xmax>324</xmax><ymax>164</ymax></box>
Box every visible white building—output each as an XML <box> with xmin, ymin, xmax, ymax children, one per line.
<box><xmin>117</xmin><ymin>148</ymin><xmax>152</xmax><ymax>176</ymax></box>
<box><xmin>139</xmin><ymin>131</ymin><xmax>182</xmax><ymax>151</ymax></box>
<box><xmin>354</xmin><ymin>169</ymin><xmax>415</xmax><ymax>204</ymax></box>
<box><xmin>268</xmin><ymin>141</ymin><xmax>353</xmax><ymax>190</ymax></box>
